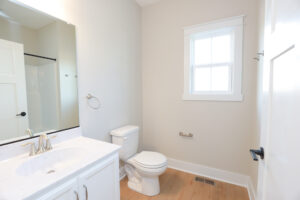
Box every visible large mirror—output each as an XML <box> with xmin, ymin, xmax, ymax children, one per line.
<box><xmin>0</xmin><ymin>0</ymin><xmax>79</xmax><ymax>145</ymax></box>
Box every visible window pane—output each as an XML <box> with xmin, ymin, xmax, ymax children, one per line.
<box><xmin>212</xmin><ymin>34</ymin><xmax>231</xmax><ymax>63</ymax></box>
<box><xmin>211</xmin><ymin>66</ymin><xmax>229</xmax><ymax>91</ymax></box>
<box><xmin>194</xmin><ymin>67</ymin><xmax>211</xmax><ymax>91</ymax></box>
<box><xmin>194</xmin><ymin>38</ymin><xmax>211</xmax><ymax>65</ymax></box>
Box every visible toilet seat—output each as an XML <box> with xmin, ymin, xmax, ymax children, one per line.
<box><xmin>129</xmin><ymin>151</ymin><xmax>167</xmax><ymax>169</ymax></box>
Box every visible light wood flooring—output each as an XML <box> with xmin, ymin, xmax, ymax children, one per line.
<box><xmin>120</xmin><ymin>168</ymin><xmax>249</xmax><ymax>200</ymax></box>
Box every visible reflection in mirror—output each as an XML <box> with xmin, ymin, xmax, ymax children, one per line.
<box><xmin>0</xmin><ymin>0</ymin><xmax>79</xmax><ymax>145</ymax></box>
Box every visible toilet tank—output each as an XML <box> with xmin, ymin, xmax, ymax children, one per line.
<box><xmin>110</xmin><ymin>126</ymin><xmax>139</xmax><ymax>161</ymax></box>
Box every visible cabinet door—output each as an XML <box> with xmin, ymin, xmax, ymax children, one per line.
<box><xmin>38</xmin><ymin>178</ymin><xmax>79</xmax><ymax>200</ymax></box>
<box><xmin>79</xmin><ymin>154</ymin><xmax>120</xmax><ymax>200</ymax></box>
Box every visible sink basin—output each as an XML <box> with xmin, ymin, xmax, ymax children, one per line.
<box><xmin>16</xmin><ymin>147</ymin><xmax>85</xmax><ymax>176</ymax></box>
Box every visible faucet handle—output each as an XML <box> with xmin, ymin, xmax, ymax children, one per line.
<box><xmin>45</xmin><ymin>135</ymin><xmax>57</xmax><ymax>151</ymax></box>
<box><xmin>22</xmin><ymin>142</ymin><xmax>36</xmax><ymax>156</ymax></box>
<box><xmin>45</xmin><ymin>138</ymin><xmax>52</xmax><ymax>151</ymax></box>
<box><xmin>37</xmin><ymin>133</ymin><xmax>48</xmax><ymax>154</ymax></box>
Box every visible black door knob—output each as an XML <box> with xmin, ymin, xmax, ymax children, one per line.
<box><xmin>16</xmin><ymin>112</ymin><xmax>26</xmax><ymax>117</ymax></box>
<box><xmin>250</xmin><ymin>147</ymin><xmax>264</xmax><ymax>161</ymax></box>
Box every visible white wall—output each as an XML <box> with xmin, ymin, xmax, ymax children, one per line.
<box><xmin>142</xmin><ymin>0</ymin><xmax>259</xmax><ymax>185</ymax></box>
<box><xmin>16</xmin><ymin>0</ymin><xmax>142</xmax><ymax>144</ymax></box>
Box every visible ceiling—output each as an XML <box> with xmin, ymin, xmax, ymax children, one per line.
<box><xmin>0</xmin><ymin>0</ymin><xmax>160</xmax><ymax>29</ymax></box>
<box><xmin>135</xmin><ymin>0</ymin><xmax>162</xmax><ymax>7</ymax></box>
<box><xmin>0</xmin><ymin>0</ymin><xmax>56</xmax><ymax>30</ymax></box>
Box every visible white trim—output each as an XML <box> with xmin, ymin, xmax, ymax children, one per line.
<box><xmin>182</xmin><ymin>93</ymin><xmax>243</xmax><ymax>101</ymax></box>
<box><xmin>247</xmin><ymin>177</ymin><xmax>257</xmax><ymax>200</ymax></box>
<box><xmin>119</xmin><ymin>166</ymin><xmax>126</xmax><ymax>181</ymax></box>
<box><xmin>183</xmin><ymin>16</ymin><xmax>244</xmax><ymax>101</ymax></box>
<box><xmin>167</xmin><ymin>157</ymin><xmax>256</xmax><ymax>200</ymax></box>
<box><xmin>120</xmin><ymin>174</ymin><xmax>126</xmax><ymax>181</ymax></box>
<box><xmin>168</xmin><ymin>157</ymin><xmax>248</xmax><ymax>186</ymax></box>
<box><xmin>183</xmin><ymin>15</ymin><xmax>245</xmax><ymax>33</ymax></box>
<box><xmin>135</xmin><ymin>0</ymin><xmax>162</xmax><ymax>7</ymax></box>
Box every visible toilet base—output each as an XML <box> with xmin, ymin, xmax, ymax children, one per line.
<box><xmin>128</xmin><ymin>175</ymin><xmax>160</xmax><ymax>196</ymax></box>
<box><xmin>125</xmin><ymin>164</ymin><xmax>161</xmax><ymax>196</ymax></box>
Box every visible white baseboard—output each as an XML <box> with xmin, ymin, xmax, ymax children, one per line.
<box><xmin>119</xmin><ymin>166</ymin><xmax>126</xmax><ymax>181</ymax></box>
<box><xmin>167</xmin><ymin>157</ymin><xmax>256</xmax><ymax>200</ymax></box>
<box><xmin>247</xmin><ymin>177</ymin><xmax>256</xmax><ymax>200</ymax></box>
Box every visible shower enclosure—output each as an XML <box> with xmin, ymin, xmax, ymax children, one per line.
<box><xmin>25</xmin><ymin>54</ymin><xmax>60</xmax><ymax>134</ymax></box>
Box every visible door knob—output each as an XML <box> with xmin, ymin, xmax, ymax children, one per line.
<box><xmin>250</xmin><ymin>147</ymin><xmax>264</xmax><ymax>161</ymax></box>
<box><xmin>16</xmin><ymin>112</ymin><xmax>26</xmax><ymax>117</ymax></box>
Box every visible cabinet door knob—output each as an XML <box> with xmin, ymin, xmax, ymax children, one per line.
<box><xmin>83</xmin><ymin>185</ymin><xmax>88</xmax><ymax>200</ymax></box>
<box><xmin>74</xmin><ymin>191</ymin><xmax>79</xmax><ymax>200</ymax></box>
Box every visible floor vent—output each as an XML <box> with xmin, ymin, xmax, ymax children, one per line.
<box><xmin>195</xmin><ymin>176</ymin><xmax>215</xmax><ymax>186</ymax></box>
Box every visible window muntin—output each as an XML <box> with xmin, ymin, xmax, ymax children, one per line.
<box><xmin>191</xmin><ymin>30</ymin><xmax>234</xmax><ymax>94</ymax></box>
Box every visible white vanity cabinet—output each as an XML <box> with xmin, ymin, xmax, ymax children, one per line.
<box><xmin>38</xmin><ymin>179</ymin><xmax>78</xmax><ymax>200</ymax></box>
<box><xmin>0</xmin><ymin>136</ymin><xmax>121</xmax><ymax>200</ymax></box>
<box><xmin>36</xmin><ymin>153</ymin><xmax>120</xmax><ymax>200</ymax></box>
<box><xmin>78</xmin><ymin>156</ymin><xmax>120</xmax><ymax>200</ymax></box>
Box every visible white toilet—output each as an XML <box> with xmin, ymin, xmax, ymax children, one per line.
<box><xmin>111</xmin><ymin>125</ymin><xmax>167</xmax><ymax>196</ymax></box>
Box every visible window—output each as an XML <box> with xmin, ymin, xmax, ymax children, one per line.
<box><xmin>183</xmin><ymin>16</ymin><xmax>244</xmax><ymax>101</ymax></box>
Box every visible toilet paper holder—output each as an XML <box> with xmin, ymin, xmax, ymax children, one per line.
<box><xmin>179</xmin><ymin>132</ymin><xmax>193</xmax><ymax>138</ymax></box>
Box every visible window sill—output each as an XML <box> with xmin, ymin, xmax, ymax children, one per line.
<box><xmin>182</xmin><ymin>93</ymin><xmax>243</xmax><ymax>102</ymax></box>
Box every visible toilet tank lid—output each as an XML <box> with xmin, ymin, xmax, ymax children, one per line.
<box><xmin>110</xmin><ymin>125</ymin><xmax>139</xmax><ymax>137</ymax></box>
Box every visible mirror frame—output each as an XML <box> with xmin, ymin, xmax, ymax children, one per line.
<box><xmin>0</xmin><ymin>126</ymin><xmax>80</xmax><ymax>146</ymax></box>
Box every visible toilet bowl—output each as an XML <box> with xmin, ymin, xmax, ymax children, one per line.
<box><xmin>110</xmin><ymin>126</ymin><xmax>167</xmax><ymax>196</ymax></box>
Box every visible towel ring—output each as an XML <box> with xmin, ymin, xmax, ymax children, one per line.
<box><xmin>86</xmin><ymin>93</ymin><xmax>101</xmax><ymax>110</ymax></box>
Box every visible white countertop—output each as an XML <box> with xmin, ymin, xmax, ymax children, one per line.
<box><xmin>0</xmin><ymin>136</ymin><xmax>120</xmax><ymax>200</ymax></box>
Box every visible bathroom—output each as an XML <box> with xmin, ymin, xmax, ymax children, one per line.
<box><xmin>0</xmin><ymin>0</ymin><xmax>299</xmax><ymax>199</ymax></box>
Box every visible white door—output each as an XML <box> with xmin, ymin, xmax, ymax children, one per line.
<box><xmin>79</xmin><ymin>156</ymin><xmax>120</xmax><ymax>200</ymax></box>
<box><xmin>37</xmin><ymin>178</ymin><xmax>79</xmax><ymax>200</ymax></box>
<box><xmin>0</xmin><ymin>39</ymin><xmax>29</xmax><ymax>141</ymax></box>
<box><xmin>258</xmin><ymin>0</ymin><xmax>300</xmax><ymax>199</ymax></box>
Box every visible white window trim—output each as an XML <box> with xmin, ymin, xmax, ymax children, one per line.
<box><xmin>183</xmin><ymin>15</ymin><xmax>244</xmax><ymax>101</ymax></box>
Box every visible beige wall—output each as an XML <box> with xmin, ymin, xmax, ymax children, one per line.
<box><xmin>0</xmin><ymin>17</ymin><xmax>38</xmax><ymax>53</ymax></box>
<box><xmin>17</xmin><ymin>0</ymin><xmax>143</xmax><ymax>145</ymax></box>
<box><xmin>17</xmin><ymin>0</ymin><xmax>261</xmax><ymax>189</ymax></box>
<box><xmin>56</xmin><ymin>21</ymin><xmax>79</xmax><ymax>130</ymax></box>
<box><xmin>142</xmin><ymin>0</ymin><xmax>259</xmax><ymax>184</ymax></box>
<box><xmin>37</xmin><ymin>21</ymin><xmax>79</xmax><ymax>130</ymax></box>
